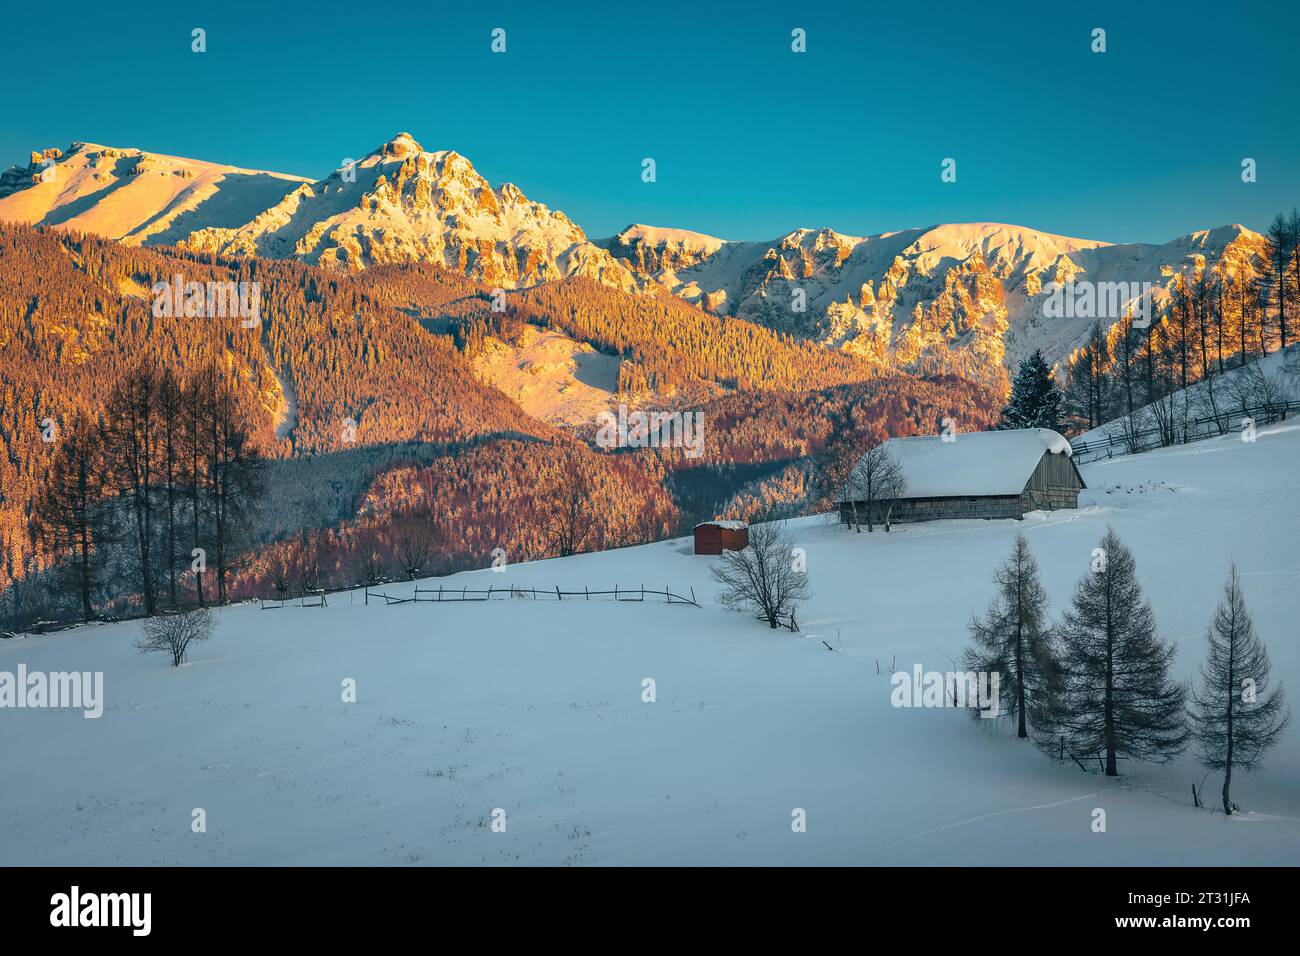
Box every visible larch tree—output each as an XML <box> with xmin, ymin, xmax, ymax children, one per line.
<box><xmin>963</xmin><ymin>534</ymin><xmax>1061</xmax><ymax>741</ymax></box>
<box><xmin>203</xmin><ymin>370</ymin><xmax>265</xmax><ymax>604</ymax></box>
<box><xmin>1055</xmin><ymin>527</ymin><xmax>1189</xmax><ymax>775</ymax></box>
<box><xmin>32</xmin><ymin>414</ymin><xmax>116</xmax><ymax>621</ymax></box>
<box><xmin>104</xmin><ymin>364</ymin><xmax>160</xmax><ymax>615</ymax></box>
<box><xmin>1189</xmin><ymin>565</ymin><xmax>1290</xmax><ymax>815</ymax></box>
<box><xmin>158</xmin><ymin>368</ymin><xmax>184</xmax><ymax>607</ymax></box>
<box><xmin>1266</xmin><ymin>211</ymin><xmax>1294</xmax><ymax>350</ymax></box>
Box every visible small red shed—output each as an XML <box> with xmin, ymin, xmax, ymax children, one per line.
<box><xmin>694</xmin><ymin>520</ymin><xmax>749</xmax><ymax>555</ymax></box>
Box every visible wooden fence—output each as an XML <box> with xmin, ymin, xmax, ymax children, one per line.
<box><xmin>260</xmin><ymin>582</ymin><xmax>701</xmax><ymax>609</ymax></box>
<box><xmin>376</xmin><ymin>583</ymin><xmax>699</xmax><ymax>607</ymax></box>
<box><xmin>1070</xmin><ymin>399</ymin><xmax>1300</xmax><ymax>463</ymax></box>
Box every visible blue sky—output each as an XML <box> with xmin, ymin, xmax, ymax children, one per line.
<box><xmin>3</xmin><ymin>0</ymin><xmax>1296</xmax><ymax>244</ymax></box>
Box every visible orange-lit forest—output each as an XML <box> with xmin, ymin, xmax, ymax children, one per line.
<box><xmin>18</xmin><ymin>209</ymin><xmax>1297</xmax><ymax>627</ymax></box>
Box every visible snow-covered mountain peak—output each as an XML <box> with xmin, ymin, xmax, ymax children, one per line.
<box><xmin>168</xmin><ymin>135</ymin><xmax>634</xmax><ymax>286</ymax></box>
<box><xmin>604</xmin><ymin>217</ymin><xmax>1271</xmax><ymax>373</ymax></box>
<box><xmin>374</xmin><ymin>131</ymin><xmax>422</xmax><ymax>158</ymax></box>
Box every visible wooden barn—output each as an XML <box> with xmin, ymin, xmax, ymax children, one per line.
<box><xmin>836</xmin><ymin>428</ymin><xmax>1085</xmax><ymax>526</ymax></box>
<box><xmin>694</xmin><ymin>520</ymin><xmax>749</xmax><ymax>555</ymax></box>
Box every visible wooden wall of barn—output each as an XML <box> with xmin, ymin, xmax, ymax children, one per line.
<box><xmin>839</xmin><ymin>495</ymin><xmax>1025</xmax><ymax>524</ymax></box>
<box><xmin>1023</xmin><ymin>451</ymin><xmax>1084</xmax><ymax>511</ymax></box>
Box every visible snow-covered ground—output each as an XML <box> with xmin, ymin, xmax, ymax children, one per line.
<box><xmin>3</xmin><ymin>425</ymin><xmax>1299</xmax><ymax>865</ymax></box>
<box><xmin>473</xmin><ymin>325</ymin><xmax>619</xmax><ymax>427</ymax></box>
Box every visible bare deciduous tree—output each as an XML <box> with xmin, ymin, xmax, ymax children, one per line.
<box><xmin>842</xmin><ymin>443</ymin><xmax>906</xmax><ymax>533</ymax></box>
<box><xmin>354</xmin><ymin>547</ymin><xmax>390</xmax><ymax>589</ymax></box>
<box><xmin>136</xmin><ymin>607</ymin><xmax>214</xmax><ymax>667</ymax></box>
<box><xmin>269</xmin><ymin>557</ymin><xmax>292</xmax><ymax>601</ymax></box>
<box><xmin>541</xmin><ymin>447</ymin><xmax>596</xmax><ymax>558</ymax></box>
<box><xmin>710</xmin><ymin>523</ymin><xmax>810</xmax><ymax>630</ymax></box>
<box><xmin>394</xmin><ymin>517</ymin><xmax>434</xmax><ymax>580</ymax></box>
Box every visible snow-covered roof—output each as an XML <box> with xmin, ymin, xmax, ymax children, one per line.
<box><xmin>840</xmin><ymin>428</ymin><xmax>1074</xmax><ymax>500</ymax></box>
<box><xmin>695</xmin><ymin>520</ymin><xmax>748</xmax><ymax>530</ymax></box>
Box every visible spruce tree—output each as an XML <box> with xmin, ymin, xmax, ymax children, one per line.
<box><xmin>963</xmin><ymin>534</ymin><xmax>1061</xmax><ymax>741</ymax></box>
<box><xmin>999</xmin><ymin>349</ymin><xmax>1062</xmax><ymax>430</ymax></box>
<box><xmin>1056</xmin><ymin>528</ymin><xmax>1188</xmax><ymax>775</ymax></box>
<box><xmin>1189</xmin><ymin>566</ymin><xmax>1290</xmax><ymax>814</ymax></box>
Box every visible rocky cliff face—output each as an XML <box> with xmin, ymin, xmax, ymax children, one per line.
<box><xmin>604</xmin><ymin>221</ymin><xmax>1271</xmax><ymax>371</ymax></box>
<box><xmin>178</xmin><ymin>133</ymin><xmax>640</xmax><ymax>291</ymax></box>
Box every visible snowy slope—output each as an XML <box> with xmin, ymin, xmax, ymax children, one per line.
<box><xmin>0</xmin><ymin>143</ymin><xmax>309</xmax><ymax>244</ymax></box>
<box><xmin>1076</xmin><ymin>345</ymin><xmax>1300</xmax><ymax>459</ymax></box>
<box><xmin>3</xmin><ymin>423</ymin><xmax>1298</xmax><ymax>865</ymax></box>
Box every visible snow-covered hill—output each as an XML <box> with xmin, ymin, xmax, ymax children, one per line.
<box><xmin>603</xmin><ymin>221</ymin><xmax>1270</xmax><ymax>370</ymax></box>
<box><xmin>0</xmin><ymin>143</ymin><xmax>309</xmax><ymax>245</ymax></box>
<box><xmin>3</xmin><ymin>422</ymin><xmax>1297</xmax><ymax>865</ymax></box>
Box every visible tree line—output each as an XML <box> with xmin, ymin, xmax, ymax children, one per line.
<box><xmin>1062</xmin><ymin>211</ymin><xmax>1300</xmax><ymax>433</ymax></box>
<box><xmin>26</xmin><ymin>362</ymin><xmax>263</xmax><ymax>623</ymax></box>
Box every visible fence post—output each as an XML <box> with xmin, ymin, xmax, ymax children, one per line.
<box><xmin>556</xmin><ymin>585</ymin><xmax>562</xmax><ymax>601</ymax></box>
<box><xmin>690</xmin><ymin>586</ymin><xmax>696</xmax><ymax>606</ymax></box>
<box><xmin>585</xmin><ymin>586</ymin><xmax>589</xmax><ymax>600</ymax></box>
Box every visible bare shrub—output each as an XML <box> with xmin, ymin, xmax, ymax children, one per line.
<box><xmin>136</xmin><ymin>607</ymin><xmax>215</xmax><ymax>667</ymax></box>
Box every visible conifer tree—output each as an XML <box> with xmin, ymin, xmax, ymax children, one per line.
<box><xmin>1056</xmin><ymin>528</ymin><xmax>1188</xmax><ymax>775</ymax></box>
<box><xmin>104</xmin><ymin>365</ymin><xmax>160</xmax><ymax>615</ymax></box>
<box><xmin>998</xmin><ymin>350</ymin><xmax>1061</xmax><ymax>430</ymax></box>
<box><xmin>963</xmin><ymin>534</ymin><xmax>1061</xmax><ymax>741</ymax></box>
<box><xmin>1189</xmin><ymin>565</ymin><xmax>1290</xmax><ymax>814</ymax></box>
<box><xmin>32</xmin><ymin>414</ymin><xmax>116</xmax><ymax>621</ymax></box>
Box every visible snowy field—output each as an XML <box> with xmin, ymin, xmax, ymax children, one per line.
<box><xmin>3</xmin><ymin>425</ymin><xmax>1299</xmax><ymax>865</ymax></box>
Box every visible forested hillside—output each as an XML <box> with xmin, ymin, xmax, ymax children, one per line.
<box><xmin>0</xmin><ymin>223</ymin><xmax>1001</xmax><ymax>621</ymax></box>
<box><xmin>0</xmin><ymin>223</ymin><xmax>546</xmax><ymax>598</ymax></box>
